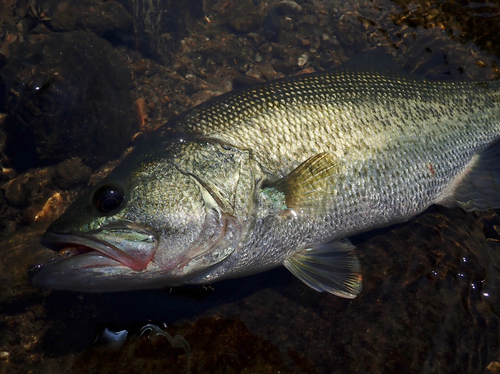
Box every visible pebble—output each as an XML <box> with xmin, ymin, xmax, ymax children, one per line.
<box><xmin>245</xmin><ymin>68</ymin><xmax>263</xmax><ymax>80</ymax></box>
<box><xmin>297</xmin><ymin>53</ymin><xmax>309</xmax><ymax>67</ymax></box>
<box><xmin>34</xmin><ymin>192</ymin><xmax>65</xmax><ymax>222</ymax></box>
<box><xmin>257</xmin><ymin>63</ymin><xmax>279</xmax><ymax>81</ymax></box>
<box><xmin>296</xmin><ymin>67</ymin><xmax>316</xmax><ymax>75</ymax></box>
<box><xmin>184</xmin><ymin>81</ymin><xmax>200</xmax><ymax>95</ymax></box>
<box><xmin>133</xmin><ymin>98</ymin><xmax>148</xmax><ymax>129</ymax></box>
<box><xmin>487</xmin><ymin>361</ymin><xmax>500</xmax><ymax>371</ymax></box>
<box><xmin>0</xmin><ymin>352</ymin><xmax>9</xmax><ymax>360</ymax></box>
<box><xmin>53</xmin><ymin>158</ymin><xmax>92</xmax><ymax>189</ymax></box>
<box><xmin>277</xmin><ymin>1</ymin><xmax>302</xmax><ymax>14</ymax></box>
<box><xmin>4</xmin><ymin>174</ymin><xmax>39</xmax><ymax>207</ymax></box>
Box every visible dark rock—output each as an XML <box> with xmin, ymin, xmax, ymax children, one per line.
<box><xmin>72</xmin><ymin>316</ymin><xmax>300</xmax><ymax>373</ymax></box>
<box><xmin>128</xmin><ymin>0</ymin><xmax>204</xmax><ymax>63</ymax></box>
<box><xmin>226</xmin><ymin>15</ymin><xmax>261</xmax><ymax>34</ymax></box>
<box><xmin>0</xmin><ymin>31</ymin><xmax>134</xmax><ymax>171</ymax></box>
<box><xmin>275</xmin><ymin>1</ymin><xmax>302</xmax><ymax>15</ymax></box>
<box><xmin>319</xmin><ymin>51</ymin><xmax>335</xmax><ymax>69</ymax></box>
<box><xmin>48</xmin><ymin>0</ymin><xmax>132</xmax><ymax>36</ymax></box>
<box><xmin>272</xmin><ymin>60</ymin><xmax>296</xmax><ymax>75</ymax></box>
<box><xmin>263</xmin><ymin>7</ymin><xmax>281</xmax><ymax>42</ymax></box>
<box><xmin>302</xmin><ymin>14</ymin><xmax>318</xmax><ymax>25</ymax></box>
<box><xmin>257</xmin><ymin>63</ymin><xmax>280</xmax><ymax>81</ymax></box>
<box><xmin>4</xmin><ymin>173</ymin><xmax>42</xmax><ymax>207</ymax></box>
<box><xmin>232</xmin><ymin>73</ymin><xmax>262</xmax><ymax>89</ymax></box>
<box><xmin>52</xmin><ymin>158</ymin><xmax>92</xmax><ymax>189</ymax></box>
<box><xmin>82</xmin><ymin>1</ymin><xmax>133</xmax><ymax>35</ymax></box>
<box><xmin>184</xmin><ymin>81</ymin><xmax>200</xmax><ymax>96</ymax></box>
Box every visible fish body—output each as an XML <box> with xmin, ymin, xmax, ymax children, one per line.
<box><xmin>30</xmin><ymin>68</ymin><xmax>500</xmax><ymax>296</ymax></box>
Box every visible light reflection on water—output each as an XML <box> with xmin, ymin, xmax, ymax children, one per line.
<box><xmin>1</xmin><ymin>0</ymin><xmax>500</xmax><ymax>373</ymax></box>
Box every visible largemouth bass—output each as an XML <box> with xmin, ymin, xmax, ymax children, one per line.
<box><xmin>29</xmin><ymin>67</ymin><xmax>500</xmax><ymax>297</ymax></box>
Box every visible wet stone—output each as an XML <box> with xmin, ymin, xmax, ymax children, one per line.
<box><xmin>232</xmin><ymin>73</ymin><xmax>263</xmax><ymax>89</ymax></box>
<box><xmin>4</xmin><ymin>174</ymin><xmax>42</xmax><ymax>207</ymax></box>
<box><xmin>276</xmin><ymin>1</ymin><xmax>302</xmax><ymax>15</ymax></box>
<box><xmin>82</xmin><ymin>1</ymin><xmax>132</xmax><ymax>35</ymax></box>
<box><xmin>0</xmin><ymin>30</ymin><xmax>134</xmax><ymax>171</ymax></box>
<box><xmin>72</xmin><ymin>316</ymin><xmax>300</xmax><ymax>373</ymax></box>
<box><xmin>128</xmin><ymin>0</ymin><xmax>204</xmax><ymax>63</ymax></box>
<box><xmin>272</xmin><ymin>60</ymin><xmax>296</xmax><ymax>75</ymax></box>
<box><xmin>52</xmin><ymin>158</ymin><xmax>92</xmax><ymax>189</ymax></box>
<box><xmin>263</xmin><ymin>7</ymin><xmax>282</xmax><ymax>42</ymax></box>
<box><xmin>226</xmin><ymin>15</ymin><xmax>261</xmax><ymax>34</ymax></box>
<box><xmin>184</xmin><ymin>81</ymin><xmax>200</xmax><ymax>96</ymax></box>
<box><xmin>48</xmin><ymin>0</ymin><xmax>132</xmax><ymax>36</ymax></box>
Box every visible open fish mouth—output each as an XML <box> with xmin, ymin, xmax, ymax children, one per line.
<box><xmin>29</xmin><ymin>225</ymin><xmax>160</xmax><ymax>291</ymax></box>
<box><xmin>40</xmin><ymin>230</ymin><xmax>154</xmax><ymax>271</ymax></box>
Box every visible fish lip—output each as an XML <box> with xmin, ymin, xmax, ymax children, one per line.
<box><xmin>41</xmin><ymin>230</ymin><xmax>141</xmax><ymax>270</ymax></box>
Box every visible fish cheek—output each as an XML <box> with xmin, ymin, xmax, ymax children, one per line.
<box><xmin>149</xmin><ymin>192</ymin><xmax>209</xmax><ymax>273</ymax></box>
<box><xmin>163</xmin><ymin>183</ymin><xmax>242</xmax><ymax>277</ymax></box>
<box><xmin>180</xmin><ymin>210</ymin><xmax>242</xmax><ymax>276</ymax></box>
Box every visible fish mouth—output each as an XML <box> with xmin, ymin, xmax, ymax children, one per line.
<box><xmin>40</xmin><ymin>230</ymin><xmax>152</xmax><ymax>271</ymax></box>
<box><xmin>29</xmin><ymin>225</ymin><xmax>159</xmax><ymax>291</ymax></box>
<box><xmin>28</xmin><ymin>232</ymin><xmax>125</xmax><ymax>291</ymax></box>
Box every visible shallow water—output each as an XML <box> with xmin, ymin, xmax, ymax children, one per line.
<box><xmin>2</xmin><ymin>0</ymin><xmax>500</xmax><ymax>373</ymax></box>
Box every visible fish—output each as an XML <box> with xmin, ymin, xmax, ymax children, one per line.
<box><xmin>29</xmin><ymin>65</ymin><xmax>500</xmax><ymax>298</ymax></box>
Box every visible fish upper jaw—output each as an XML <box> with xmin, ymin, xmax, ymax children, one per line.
<box><xmin>40</xmin><ymin>229</ymin><xmax>158</xmax><ymax>271</ymax></box>
<box><xmin>39</xmin><ymin>218</ymin><xmax>159</xmax><ymax>270</ymax></box>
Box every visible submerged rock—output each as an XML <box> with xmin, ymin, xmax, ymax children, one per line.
<box><xmin>52</xmin><ymin>158</ymin><xmax>92</xmax><ymax>189</ymax></box>
<box><xmin>128</xmin><ymin>0</ymin><xmax>204</xmax><ymax>63</ymax></box>
<box><xmin>0</xmin><ymin>30</ymin><xmax>134</xmax><ymax>171</ymax></box>
<box><xmin>72</xmin><ymin>316</ymin><xmax>309</xmax><ymax>374</ymax></box>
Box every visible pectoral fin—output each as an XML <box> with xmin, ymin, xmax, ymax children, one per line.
<box><xmin>439</xmin><ymin>142</ymin><xmax>500</xmax><ymax>211</ymax></box>
<box><xmin>271</xmin><ymin>152</ymin><xmax>341</xmax><ymax>214</ymax></box>
<box><xmin>284</xmin><ymin>238</ymin><xmax>362</xmax><ymax>298</ymax></box>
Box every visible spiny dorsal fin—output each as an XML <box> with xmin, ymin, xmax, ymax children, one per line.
<box><xmin>271</xmin><ymin>152</ymin><xmax>341</xmax><ymax>213</ymax></box>
<box><xmin>284</xmin><ymin>238</ymin><xmax>362</xmax><ymax>298</ymax></box>
<box><xmin>440</xmin><ymin>141</ymin><xmax>500</xmax><ymax>211</ymax></box>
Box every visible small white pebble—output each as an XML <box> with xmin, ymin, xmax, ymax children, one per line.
<box><xmin>0</xmin><ymin>351</ymin><xmax>10</xmax><ymax>360</ymax></box>
<box><xmin>297</xmin><ymin>53</ymin><xmax>309</xmax><ymax>67</ymax></box>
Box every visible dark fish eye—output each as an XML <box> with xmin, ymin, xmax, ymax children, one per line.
<box><xmin>93</xmin><ymin>186</ymin><xmax>125</xmax><ymax>213</ymax></box>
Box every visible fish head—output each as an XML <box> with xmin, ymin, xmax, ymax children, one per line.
<box><xmin>30</xmin><ymin>139</ymin><xmax>256</xmax><ymax>292</ymax></box>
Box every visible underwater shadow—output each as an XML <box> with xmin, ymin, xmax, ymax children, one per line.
<box><xmin>39</xmin><ymin>266</ymin><xmax>293</xmax><ymax>356</ymax></box>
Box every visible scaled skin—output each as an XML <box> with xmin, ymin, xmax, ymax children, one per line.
<box><xmin>31</xmin><ymin>70</ymin><xmax>500</xmax><ymax>293</ymax></box>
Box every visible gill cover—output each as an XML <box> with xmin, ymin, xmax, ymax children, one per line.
<box><xmin>171</xmin><ymin>140</ymin><xmax>262</xmax><ymax>276</ymax></box>
<box><xmin>30</xmin><ymin>138</ymin><xmax>262</xmax><ymax>291</ymax></box>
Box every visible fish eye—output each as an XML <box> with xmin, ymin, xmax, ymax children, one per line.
<box><xmin>93</xmin><ymin>186</ymin><xmax>125</xmax><ymax>213</ymax></box>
